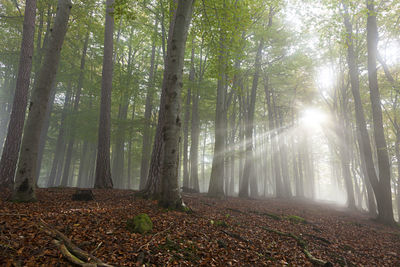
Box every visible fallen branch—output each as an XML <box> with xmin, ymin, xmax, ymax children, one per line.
<box><xmin>52</xmin><ymin>240</ymin><xmax>94</xmax><ymax>266</ymax></box>
<box><xmin>39</xmin><ymin>219</ymin><xmax>113</xmax><ymax>267</ymax></box>
<box><xmin>259</xmin><ymin>226</ymin><xmax>332</xmax><ymax>266</ymax></box>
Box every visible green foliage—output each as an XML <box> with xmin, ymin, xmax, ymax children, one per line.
<box><xmin>126</xmin><ymin>213</ymin><xmax>153</xmax><ymax>234</ymax></box>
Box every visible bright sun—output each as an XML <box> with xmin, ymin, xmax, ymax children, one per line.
<box><xmin>300</xmin><ymin>108</ymin><xmax>327</xmax><ymax>129</ymax></box>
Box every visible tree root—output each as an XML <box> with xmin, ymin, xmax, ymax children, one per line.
<box><xmin>39</xmin><ymin>219</ymin><xmax>113</xmax><ymax>267</ymax></box>
<box><xmin>249</xmin><ymin>210</ymin><xmax>281</xmax><ymax>221</ymax></box>
<box><xmin>220</xmin><ymin>229</ymin><xmax>249</xmax><ymax>243</ymax></box>
<box><xmin>259</xmin><ymin>226</ymin><xmax>333</xmax><ymax>266</ymax></box>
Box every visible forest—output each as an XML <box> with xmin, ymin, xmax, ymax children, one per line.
<box><xmin>0</xmin><ymin>0</ymin><xmax>399</xmax><ymax>265</ymax></box>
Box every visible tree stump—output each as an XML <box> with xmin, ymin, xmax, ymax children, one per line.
<box><xmin>72</xmin><ymin>189</ymin><xmax>94</xmax><ymax>201</ymax></box>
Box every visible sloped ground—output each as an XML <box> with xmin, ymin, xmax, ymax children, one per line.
<box><xmin>0</xmin><ymin>188</ymin><xmax>399</xmax><ymax>266</ymax></box>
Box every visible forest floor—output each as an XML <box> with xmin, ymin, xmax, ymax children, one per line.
<box><xmin>0</xmin><ymin>188</ymin><xmax>399</xmax><ymax>266</ymax></box>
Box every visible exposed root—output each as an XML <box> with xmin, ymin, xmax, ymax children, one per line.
<box><xmin>249</xmin><ymin>210</ymin><xmax>282</xmax><ymax>221</ymax></box>
<box><xmin>220</xmin><ymin>229</ymin><xmax>249</xmax><ymax>243</ymax></box>
<box><xmin>259</xmin><ymin>226</ymin><xmax>333</xmax><ymax>266</ymax></box>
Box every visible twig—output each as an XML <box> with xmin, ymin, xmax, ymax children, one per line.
<box><xmin>90</xmin><ymin>242</ymin><xmax>103</xmax><ymax>255</ymax></box>
<box><xmin>138</xmin><ymin>224</ymin><xmax>173</xmax><ymax>251</ymax></box>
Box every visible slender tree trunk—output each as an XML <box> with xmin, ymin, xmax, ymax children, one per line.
<box><xmin>190</xmin><ymin>47</ymin><xmax>201</xmax><ymax>192</ymax></box>
<box><xmin>365</xmin><ymin>0</ymin><xmax>394</xmax><ymax>224</ymax></box>
<box><xmin>140</xmin><ymin>19</ymin><xmax>158</xmax><ymax>190</ymax></box>
<box><xmin>239</xmin><ymin>39</ymin><xmax>263</xmax><ymax>198</ymax></box>
<box><xmin>77</xmin><ymin>140</ymin><xmax>88</xmax><ymax>187</ymax></box>
<box><xmin>159</xmin><ymin>0</ymin><xmax>195</xmax><ymax>208</ymax></box>
<box><xmin>12</xmin><ymin>0</ymin><xmax>72</xmax><ymax>202</ymax></box>
<box><xmin>277</xmin><ymin>108</ymin><xmax>291</xmax><ymax>197</ymax></box>
<box><xmin>264</xmin><ymin>76</ymin><xmax>283</xmax><ymax>197</ymax></box>
<box><xmin>60</xmin><ymin>31</ymin><xmax>89</xmax><ymax>187</ymax></box>
<box><xmin>47</xmin><ymin>82</ymin><xmax>72</xmax><ymax>187</ymax></box>
<box><xmin>94</xmin><ymin>0</ymin><xmax>114</xmax><ymax>189</ymax></box>
<box><xmin>208</xmin><ymin>36</ymin><xmax>227</xmax><ymax>199</ymax></box>
<box><xmin>36</xmin><ymin>80</ymin><xmax>57</xmax><ymax>185</ymax></box>
<box><xmin>0</xmin><ymin>0</ymin><xmax>37</xmax><ymax>189</ymax></box>
<box><xmin>338</xmin><ymin>78</ymin><xmax>356</xmax><ymax>209</ymax></box>
<box><xmin>182</xmin><ymin>45</ymin><xmax>194</xmax><ymax>190</ymax></box>
<box><xmin>342</xmin><ymin>3</ymin><xmax>387</xmax><ymax>222</ymax></box>
<box><xmin>127</xmin><ymin>102</ymin><xmax>135</xmax><ymax>189</ymax></box>
<box><xmin>142</xmin><ymin>3</ymin><xmax>178</xmax><ymax>198</ymax></box>
<box><xmin>201</xmin><ymin>125</ymin><xmax>207</xmax><ymax>192</ymax></box>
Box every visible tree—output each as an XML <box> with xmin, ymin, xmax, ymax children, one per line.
<box><xmin>158</xmin><ymin>0</ymin><xmax>195</xmax><ymax>208</ymax></box>
<box><xmin>94</xmin><ymin>0</ymin><xmax>114</xmax><ymax>189</ymax></box>
<box><xmin>341</xmin><ymin>1</ymin><xmax>393</xmax><ymax>224</ymax></box>
<box><xmin>139</xmin><ymin>17</ymin><xmax>158</xmax><ymax>190</ymax></box>
<box><xmin>239</xmin><ymin>38</ymin><xmax>264</xmax><ymax>198</ymax></box>
<box><xmin>0</xmin><ymin>0</ymin><xmax>37</xmax><ymax>189</ymax></box>
<box><xmin>12</xmin><ymin>0</ymin><xmax>72</xmax><ymax>202</ymax></box>
<box><xmin>365</xmin><ymin>0</ymin><xmax>394</xmax><ymax>224</ymax></box>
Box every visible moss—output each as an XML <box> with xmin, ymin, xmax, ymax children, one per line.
<box><xmin>126</xmin><ymin>213</ymin><xmax>153</xmax><ymax>234</ymax></box>
<box><xmin>286</xmin><ymin>215</ymin><xmax>307</xmax><ymax>224</ymax></box>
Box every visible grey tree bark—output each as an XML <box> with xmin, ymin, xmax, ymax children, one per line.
<box><xmin>365</xmin><ymin>0</ymin><xmax>394</xmax><ymax>224</ymax></box>
<box><xmin>342</xmin><ymin>2</ymin><xmax>392</xmax><ymax>224</ymax></box>
<box><xmin>60</xmin><ymin>31</ymin><xmax>89</xmax><ymax>187</ymax></box>
<box><xmin>94</xmin><ymin>0</ymin><xmax>114</xmax><ymax>189</ymax></box>
<box><xmin>159</xmin><ymin>0</ymin><xmax>195</xmax><ymax>209</ymax></box>
<box><xmin>47</xmin><ymin>82</ymin><xmax>72</xmax><ymax>187</ymax></box>
<box><xmin>139</xmin><ymin>18</ymin><xmax>158</xmax><ymax>190</ymax></box>
<box><xmin>189</xmin><ymin>48</ymin><xmax>201</xmax><ymax>193</ymax></box>
<box><xmin>239</xmin><ymin>38</ymin><xmax>263</xmax><ymax>198</ymax></box>
<box><xmin>208</xmin><ymin>38</ymin><xmax>227</xmax><ymax>199</ymax></box>
<box><xmin>0</xmin><ymin>0</ymin><xmax>37</xmax><ymax>189</ymax></box>
<box><xmin>12</xmin><ymin>0</ymin><xmax>72</xmax><ymax>202</ymax></box>
<box><xmin>182</xmin><ymin>45</ymin><xmax>194</xmax><ymax>190</ymax></box>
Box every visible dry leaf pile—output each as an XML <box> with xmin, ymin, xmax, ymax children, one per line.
<box><xmin>0</xmin><ymin>188</ymin><xmax>399</xmax><ymax>266</ymax></box>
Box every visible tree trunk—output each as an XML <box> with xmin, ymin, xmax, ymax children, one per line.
<box><xmin>239</xmin><ymin>39</ymin><xmax>263</xmax><ymax>198</ymax></box>
<box><xmin>342</xmin><ymin>2</ymin><xmax>389</xmax><ymax>223</ymax></box>
<box><xmin>142</xmin><ymin>4</ymin><xmax>178</xmax><ymax>198</ymax></box>
<box><xmin>365</xmin><ymin>0</ymin><xmax>394</xmax><ymax>224</ymax></box>
<box><xmin>264</xmin><ymin>76</ymin><xmax>283</xmax><ymax>197</ymax></box>
<box><xmin>158</xmin><ymin>0</ymin><xmax>195</xmax><ymax>209</ymax></box>
<box><xmin>139</xmin><ymin>19</ymin><xmax>158</xmax><ymax>190</ymax></box>
<box><xmin>60</xmin><ymin>31</ymin><xmax>89</xmax><ymax>187</ymax></box>
<box><xmin>338</xmin><ymin>76</ymin><xmax>356</xmax><ymax>209</ymax></box>
<box><xmin>190</xmin><ymin>46</ymin><xmax>200</xmax><ymax>192</ymax></box>
<box><xmin>0</xmin><ymin>0</ymin><xmax>37</xmax><ymax>189</ymax></box>
<box><xmin>47</xmin><ymin>82</ymin><xmax>72</xmax><ymax>187</ymax></box>
<box><xmin>208</xmin><ymin>37</ymin><xmax>227</xmax><ymax>199</ymax></box>
<box><xmin>94</xmin><ymin>0</ymin><xmax>114</xmax><ymax>189</ymax></box>
<box><xmin>127</xmin><ymin>102</ymin><xmax>136</xmax><ymax>189</ymax></box>
<box><xmin>182</xmin><ymin>45</ymin><xmax>194</xmax><ymax>190</ymax></box>
<box><xmin>12</xmin><ymin>0</ymin><xmax>72</xmax><ymax>202</ymax></box>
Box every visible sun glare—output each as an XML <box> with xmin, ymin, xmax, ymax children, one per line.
<box><xmin>316</xmin><ymin>66</ymin><xmax>336</xmax><ymax>91</ymax></box>
<box><xmin>300</xmin><ymin>108</ymin><xmax>327</xmax><ymax>129</ymax></box>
